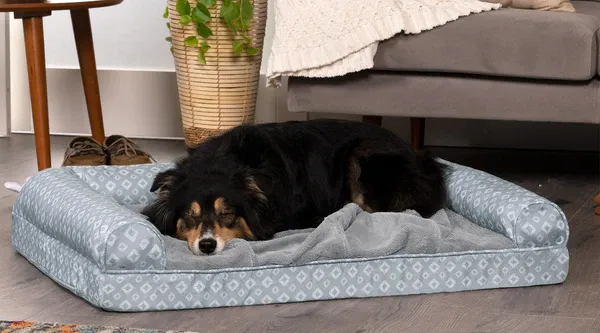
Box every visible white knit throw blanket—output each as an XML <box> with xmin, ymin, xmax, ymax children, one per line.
<box><xmin>265</xmin><ymin>0</ymin><xmax>501</xmax><ymax>87</ymax></box>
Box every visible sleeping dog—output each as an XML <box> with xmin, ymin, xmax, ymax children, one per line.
<box><xmin>142</xmin><ymin>119</ymin><xmax>447</xmax><ymax>255</ymax></box>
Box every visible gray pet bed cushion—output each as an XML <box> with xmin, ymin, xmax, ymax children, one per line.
<box><xmin>11</xmin><ymin>161</ymin><xmax>569</xmax><ymax>312</ymax></box>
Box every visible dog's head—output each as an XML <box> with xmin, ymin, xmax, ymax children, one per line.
<box><xmin>175</xmin><ymin>194</ymin><xmax>256</xmax><ymax>255</ymax></box>
<box><xmin>144</xmin><ymin>163</ymin><xmax>271</xmax><ymax>255</ymax></box>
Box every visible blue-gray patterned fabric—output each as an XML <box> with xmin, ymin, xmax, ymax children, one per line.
<box><xmin>11</xmin><ymin>161</ymin><xmax>569</xmax><ymax>312</ymax></box>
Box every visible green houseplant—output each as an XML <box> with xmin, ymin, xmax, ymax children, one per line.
<box><xmin>165</xmin><ymin>0</ymin><xmax>267</xmax><ymax>146</ymax></box>
<box><xmin>165</xmin><ymin>0</ymin><xmax>261</xmax><ymax>64</ymax></box>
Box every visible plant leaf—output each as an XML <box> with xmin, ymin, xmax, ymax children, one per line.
<box><xmin>199</xmin><ymin>0</ymin><xmax>216</xmax><ymax>8</ymax></box>
<box><xmin>196</xmin><ymin>22</ymin><xmax>213</xmax><ymax>39</ymax></box>
<box><xmin>198</xmin><ymin>51</ymin><xmax>207</xmax><ymax>65</ymax></box>
<box><xmin>240</xmin><ymin>18</ymin><xmax>250</xmax><ymax>31</ymax></box>
<box><xmin>184</xmin><ymin>35</ymin><xmax>198</xmax><ymax>47</ymax></box>
<box><xmin>241</xmin><ymin>0</ymin><xmax>253</xmax><ymax>20</ymax></box>
<box><xmin>232</xmin><ymin>40</ymin><xmax>244</xmax><ymax>55</ymax></box>
<box><xmin>233</xmin><ymin>20</ymin><xmax>245</xmax><ymax>32</ymax></box>
<box><xmin>165</xmin><ymin>36</ymin><xmax>173</xmax><ymax>42</ymax></box>
<box><xmin>176</xmin><ymin>0</ymin><xmax>191</xmax><ymax>15</ymax></box>
<box><xmin>166</xmin><ymin>22</ymin><xmax>171</xmax><ymax>29</ymax></box>
<box><xmin>170</xmin><ymin>46</ymin><xmax>174</xmax><ymax>55</ymax></box>
<box><xmin>192</xmin><ymin>3</ymin><xmax>211</xmax><ymax>23</ymax></box>
<box><xmin>221</xmin><ymin>0</ymin><xmax>232</xmax><ymax>9</ymax></box>
<box><xmin>199</xmin><ymin>41</ymin><xmax>211</xmax><ymax>53</ymax></box>
<box><xmin>220</xmin><ymin>0</ymin><xmax>238</xmax><ymax>23</ymax></box>
<box><xmin>224</xmin><ymin>21</ymin><xmax>235</xmax><ymax>32</ymax></box>
<box><xmin>246</xmin><ymin>46</ymin><xmax>259</xmax><ymax>56</ymax></box>
<box><xmin>179</xmin><ymin>14</ymin><xmax>192</xmax><ymax>25</ymax></box>
<box><xmin>242</xmin><ymin>35</ymin><xmax>251</xmax><ymax>44</ymax></box>
<box><xmin>163</xmin><ymin>6</ymin><xmax>169</xmax><ymax>18</ymax></box>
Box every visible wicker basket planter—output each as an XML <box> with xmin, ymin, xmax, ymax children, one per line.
<box><xmin>167</xmin><ymin>0</ymin><xmax>267</xmax><ymax>147</ymax></box>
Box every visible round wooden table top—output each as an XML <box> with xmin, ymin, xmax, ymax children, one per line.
<box><xmin>0</xmin><ymin>0</ymin><xmax>123</xmax><ymax>12</ymax></box>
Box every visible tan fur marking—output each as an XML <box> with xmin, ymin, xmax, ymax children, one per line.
<box><xmin>189</xmin><ymin>201</ymin><xmax>201</xmax><ymax>216</ymax></box>
<box><xmin>214</xmin><ymin>223</ymin><xmax>242</xmax><ymax>243</ymax></box>
<box><xmin>214</xmin><ymin>197</ymin><xmax>236</xmax><ymax>216</ymax></box>
<box><xmin>353</xmin><ymin>193</ymin><xmax>365</xmax><ymax>207</ymax></box>
<box><xmin>245</xmin><ymin>177</ymin><xmax>267</xmax><ymax>202</ymax></box>
<box><xmin>213</xmin><ymin>198</ymin><xmax>227</xmax><ymax>214</ymax></box>
<box><xmin>237</xmin><ymin>217</ymin><xmax>255</xmax><ymax>240</ymax></box>
<box><xmin>176</xmin><ymin>218</ymin><xmax>185</xmax><ymax>238</ymax></box>
<box><xmin>176</xmin><ymin>218</ymin><xmax>201</xmax><ymax>250</ymax></box>
<box><xmin>213</xmin><ymin>217</ymin><xmax>255</xmax><ymax>242</ymax></box>
<box><xmin>348</xmin><ymin>156</ymin><xmax>369</xmax><ymax>211</ymax></box>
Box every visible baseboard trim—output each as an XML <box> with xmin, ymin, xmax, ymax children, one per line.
<box><xmin>11</xmin><ymin>130</ymin><xmax>185</xmax><ymax>141</ymax></box>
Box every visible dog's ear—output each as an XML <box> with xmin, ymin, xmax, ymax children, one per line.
<box><xmin>142</xmin><ymin>198</ymin><xmax>181</xmax><ymax>236</ymax></box>
<box><xmin>233</xmin><ymin>170</ymin><xmax>275</xmax><ymax>241</ymax></box>
<box><xmin>150</xmin><ymin>168</ymin><xmax>185</xmax><ymax>193</ymax></box>
<box><xmin>144</xmin><ymin>161</ymin><xmax>189</xmax><ymax>236</ymax></box>
<box><xmin>143</xmin><ymin>173</ymin><xmax>186</xmax><ymax>236</ymax></box>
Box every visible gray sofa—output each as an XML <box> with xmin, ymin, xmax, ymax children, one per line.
<box><xmin>287</xmin><ymin>0</ymin><xmax>600</xmax><ymax>148</ymax></box>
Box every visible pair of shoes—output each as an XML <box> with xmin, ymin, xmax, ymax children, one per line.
<box><xmin>62</xmin><ymin>135</ymin><xmax>155</xmax><ymax>167</ymax></box>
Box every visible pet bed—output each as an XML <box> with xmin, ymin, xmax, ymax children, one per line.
<box><xmin>11</xmin><ymin>161</ymin><xmax>569</xmax><ymax>312</ymax></box>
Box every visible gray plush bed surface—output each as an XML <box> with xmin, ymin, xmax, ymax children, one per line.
<box><xmin>155</xmin><ymin>204</ymin><xmax>515</xmax><ymax>270</ymax></box>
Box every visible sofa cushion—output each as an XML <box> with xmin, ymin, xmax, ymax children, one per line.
<box><xmin>482</xmin><ymin>0</ymin><xmax>575</xmax><ymax>12</ymax></box>
<box><xmin>288</xmin><ymin>73</ymin><xmax>600</xmax><ymax>124</ymax></box>
<box><xmin>373</xmin><ymin>1</ymin><xmax>600</xmax><ymax>80</ymax></box>
<box><xmin>573</xmin><ymin>0</ymin><xmax>600</xmax><ymax>75</ymax></box>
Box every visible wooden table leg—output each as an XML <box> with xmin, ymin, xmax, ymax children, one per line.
<box><xmin>71</xmin><ymin>9</ymin><xmax>105</xmax><ymax>143</ymax></box>
<box><xmin>410</xmin><ymin>117</ymin><xmax>425</xmax><ymax>150</ymax></box>
<box><xmin>22</xmin><ymin>16</ymin><xmax>51</xmax><ymax>170</ymax></box>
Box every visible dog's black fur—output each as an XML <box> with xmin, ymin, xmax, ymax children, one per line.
<box><xmin>142</xmin><ymin>119</ymin><xmax>448</xmax><ymax>255</ymax></box>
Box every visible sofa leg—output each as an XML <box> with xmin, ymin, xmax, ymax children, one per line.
<box><xmin>362</xmin><ymin>115</ymin><xmax>382</xmax><ymax>126</ymax></box>
<box><xmin>410</xmin><ymin>117</ymin><xmax>425</xmax><ymax>150</ymax></box>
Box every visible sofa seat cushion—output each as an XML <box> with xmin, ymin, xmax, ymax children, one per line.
<box><xmin>372</xmin><ymin>1</ymin><xmax>600</xmax><ymax>81</ymax></box>
<box><xmin>572</xmin><ymin>0</ymin><xmax>600</xmax><ymax>76</ymax></box>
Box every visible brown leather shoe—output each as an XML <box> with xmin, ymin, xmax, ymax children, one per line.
<box><xmin>62</xmin><ymin>137</ymin><xmax>107</xmax><ymax>166</ymax></box>
<box><xmin>103</xmin><ymin>135</ymin><xmax>154</xmax><ymax>165</ymax></box>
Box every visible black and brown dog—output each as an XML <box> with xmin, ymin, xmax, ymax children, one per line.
<box><xmin>142</xmin><ymin>119</ymin><xmax>447</xmax><ymax>255</ymax></box>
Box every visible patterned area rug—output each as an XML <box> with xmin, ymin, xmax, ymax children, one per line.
<box><xmin>0</xmin><ymin>321</ymin><xmax>193</xmax><ymax>333</ymax></box>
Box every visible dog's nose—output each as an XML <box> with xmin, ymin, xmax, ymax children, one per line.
<box><xmin>198</xmin><ymin>238</ymin><xmax>217</xmax><ymax>254</ymax></box>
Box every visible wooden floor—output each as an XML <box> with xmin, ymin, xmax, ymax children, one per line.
<box><xmin>0</xmin><ymin>134</ymin><xmax>599</xmax><ymax>333</ymax></box>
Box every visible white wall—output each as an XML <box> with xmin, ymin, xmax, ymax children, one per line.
<box><xmin>0</xmin><ymin>13</ymin><xmax>9</xmax><ymax>137</ymax></box>
<box><xmin>10</xmin><ymin>0</ymin><xmax>277</xmax><ymax>138</ymax></box>
<box><xmin>43</xmin><ymin>0</ymin><xmax>173</xmax><ymax>71</ymax></box>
